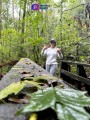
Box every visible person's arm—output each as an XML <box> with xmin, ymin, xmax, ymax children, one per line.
<box><xmin>57</xmin><ymin>48</ymin><xmax>63</xmax><ymax>59</ymax></box>
<box><xmin>41</xmin><ymin>45</ymin><xmax>48</xmax><ymax>56</ymax></box>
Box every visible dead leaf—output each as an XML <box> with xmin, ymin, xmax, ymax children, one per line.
<box><xmin>8</xmin><ymin>97</ymin><xmax>29</xmax><ymax>104</ymax></box>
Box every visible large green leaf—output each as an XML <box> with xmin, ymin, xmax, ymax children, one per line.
<box><xmin>0</xmin><ymin>82</ymin><xmax>25</xmax><ymax>100</ymax></box>
<box><xmin>55</xmin><ymin>88</ymin><xmax>90</xmax><ymax>106</ymax></box>
<box><xmin>20</xmin><ymin>87</ymin><xmax>56</xmax><ymax>113</ymax></box>
<box><xmin>0</xmin><ymin>81</ymin><xmax>42</xmax><ymax>100</ymax></box>
<box><xmin>55</xmin><ymin>88</ymin><xmax>90</xmax><ymax>120</ymax></box>
<box><xmin>20</xmin><ymin>87</ymin><xmax>90</xmax><ymax>120</ymax></box>
<box><xmin>56</xmin><ymin>104</ymin><xmax>90</xmax><ymax>120</ymax></box>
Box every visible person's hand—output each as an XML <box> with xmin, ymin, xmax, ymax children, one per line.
<box><xmin>57</xmin><ymin>48</ymin><xmax>61</xmax><ymax>53</ymax></box>
<box><xmin>43</xmin><ymin>44</ymin><xmax>48</xmax><ymax>50</ymax></box>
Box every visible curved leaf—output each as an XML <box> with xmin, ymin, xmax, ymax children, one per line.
<box><xmin>20</xmin><ymin>87</ymin><xmax>90</xmax><ymax>120</ymax></box>
<box><xmin>20</xmin><ymin>87</ymin><xmax>56</xmax><ymax>113</ymax></box>
<box><xmin>0</xmin><ymin>82</ymin><xmax>25</xmax><ymax>100</ymax></box>
<box><xmin>0</xmin><ymin>81</ymin><xmax>42</xmax><ymax>100</ymax></box>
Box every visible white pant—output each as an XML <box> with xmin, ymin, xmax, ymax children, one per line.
<box><xmin>46</xmin><ymin>64</ymin><xmax>58</xmax><ymax>76</ymax></box>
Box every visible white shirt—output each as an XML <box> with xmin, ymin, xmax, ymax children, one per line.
<box><xmin>41</xmin><ymin>47</ymin><xmax>63</xmax><ymax>65</ymax></box>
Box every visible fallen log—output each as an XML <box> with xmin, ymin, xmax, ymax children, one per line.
<box><xmin>0</xmin><ymin>60</ymin><xmax>18</xmax><ymax>68</ymax></box>
<box><xmin>0</xmin><ymin>58</ymin><xmax>70</xmax><ymax>120</ymax></box>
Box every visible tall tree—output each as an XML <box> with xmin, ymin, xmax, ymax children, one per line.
<box><xmin>0</xmin><ymin>0</ymin><xmax>2</xmax><ymax>38</ymax></box>
<box><xmin>19</xmin><ymin>0</ymin><xmax>27</xmax><ymax>57</ymax></box>
<box><xmin>21</xmin><ymin>0</ymin><xmax>27</xmax><ymax>43</ymax></box>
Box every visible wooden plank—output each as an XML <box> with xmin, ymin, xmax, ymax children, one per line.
<box><xmin>60</xmin><ymin>60</ymin><xmax>90</xmax><ymax>67</ymax></box>
<box><xmin>61</xmin><ymin>69</ymin><xmax>90</xmax><ymax>85</ymax></box>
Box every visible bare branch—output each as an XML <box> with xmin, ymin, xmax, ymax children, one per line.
<box><xmin>62</xmin><ymin>2</ymin><xmax>90</xmax><ymax>13</ymax></box>
<box><xmin>81</xmin><ymin>35</ymin><xmax>90</xmax><ymax>40</ymax></box>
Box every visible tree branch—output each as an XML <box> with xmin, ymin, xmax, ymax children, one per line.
<box><xmin>62</xmin><ymin>2</ymin><xmax>90</xmax><ymax>13</ymax></box>
<box><xmin>81</xmin><ymin>35</ymin><xmax>90</xmax><ymax>40</ymax></box>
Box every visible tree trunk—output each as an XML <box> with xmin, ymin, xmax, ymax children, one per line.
<box><xmin>12</xmin><ymin>0</ymin><xmax>15</xmax><ymax>19</ymax></box>
<box><xmin>0</xmin><ymin>0</ymin><xmax>2</xmax><ymax>38</ymax></box>
<box><xmin>21</xmin><ymin>0</ymin><xmax>27</xmax><ymax>43</ymax></box>
<box><xmin>19</xmin><ymin>0</ymin><xmax>27</xmax><ymax>57</ymax></box>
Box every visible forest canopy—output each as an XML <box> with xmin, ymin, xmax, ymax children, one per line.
<box><xmin>0</xmin><ymin>0</ymin><xmax>90</xmax><ymax>64</ymax></box>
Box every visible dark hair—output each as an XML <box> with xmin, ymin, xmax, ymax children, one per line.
<box><xmin>50</xmin><ymin>41</ymin><xmax>56</xmax><ymax>46</ymax></box>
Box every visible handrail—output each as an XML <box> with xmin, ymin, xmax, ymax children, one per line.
<box><xmin>60</xmin><ymin>60</ymin><xmax>90</xmax><ymax>67</ymax></box>
<box><xmin>60</xmin><ymin>60</ymin><xmax>90</xmax><ymax>95</ymax></box>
